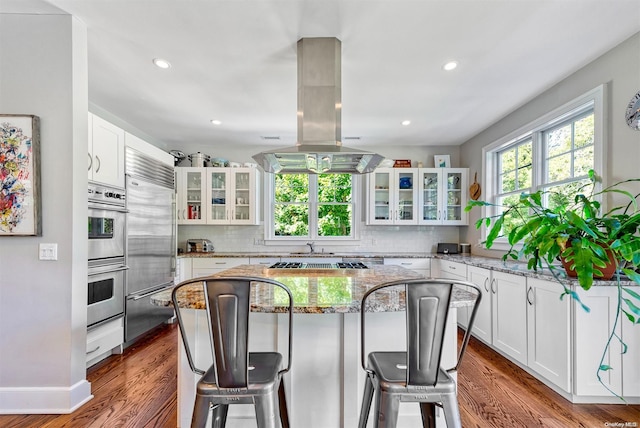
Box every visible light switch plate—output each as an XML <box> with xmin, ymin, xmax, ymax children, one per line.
<box><xmin>39</xmin><ymin>243</ymin><xmax>58</xmax><ymax>261</ymax></box>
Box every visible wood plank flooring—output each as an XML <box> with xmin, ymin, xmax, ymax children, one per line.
<box><xmin>0</xmin><ymin>324</ymin><xmax>638</xmax><ymax>427</ymax></box>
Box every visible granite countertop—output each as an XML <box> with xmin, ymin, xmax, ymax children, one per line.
<box><xmin>178</xmin><ymin>251</ymin><xmax>637</xmax><ymax>286</ymax></box>
<box><xmin>152</xmin><ymin>264</ymin><xmax>477</xmax><ymax>314</ymax></box>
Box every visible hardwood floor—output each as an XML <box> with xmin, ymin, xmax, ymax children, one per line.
<box><xmin>0</xmin><ymin>324</ymin><xmax>638</xmax><ymax>427</ymax></box>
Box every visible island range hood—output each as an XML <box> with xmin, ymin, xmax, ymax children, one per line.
<box><xmin>253</xmin><ymin>38</ymin><xmax>384</xmax><ymax>174</ymax></box>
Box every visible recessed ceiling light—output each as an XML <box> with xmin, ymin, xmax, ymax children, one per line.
<box><xmin>153</xmin><ymin>58</ymin><xmax>171</xmax><ymax>69</ymax></box>
<box><xmin>401</xmin><ymin>120</ymin><xmax>411</xmax><ymax>126</ymax></box>
<box><xmin>443</xmin><ymin>61</ymin><xmax>458</xmax><ymax>71</ymax></box>
<box><xmin>210</xmin><ymin>119</ymin><xmax>222</xmax><ymax>126</ymax></box>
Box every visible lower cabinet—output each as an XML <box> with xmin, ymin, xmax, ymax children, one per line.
<box><xmin>573</xmin><ymin>285</ymin><xmax>623</xmax><ymax>397</ymax></box>
<box><xmin>191</xmin><ymin>257</ymin><xmax>249</xmax><ymax>277</ymax></box>
<box><xmin>86</xmin><ymin>316</ymin><xmax>124</xmax><ymax>367</ymax></box>
<box><xmin>383</xmin><ymin>258</ymin><xmax>430</xmax><ymax>277</ymax></box>
<box><xmin>491</xmin><ymin>271</ymin><xmax>528</xmax><ymax>366</ymax></box>
<box><xmin>466</xmin><ymin>266</ymin><xmax>492</xmax><ymax>344</ymax></box>
<box><xmin>436</xmin><ymin>260</ymin><xmax>469</xmax><ymax>328</ymax></box>
<box><xmin>526</xmin><ymin>278</ymin><xmax>571</xmax><ymax>393</ymax></box>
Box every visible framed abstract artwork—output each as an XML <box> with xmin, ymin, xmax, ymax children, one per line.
<box><xmin>434</xmin><ymin>154</ymin><xmax>450</xmax><ymax>168</ymax></box>
<box><xmin>0</xmin><ymin>115</ymin><xmax>41</xmax><ymax>236</ymax></box>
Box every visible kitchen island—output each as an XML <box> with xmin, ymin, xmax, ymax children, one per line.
<box><xmin>152</xmin><ymin>264</ymin><xmax>476</xmax><ymax>427</ymax></box>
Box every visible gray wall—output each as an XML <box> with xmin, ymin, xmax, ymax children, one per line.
<box><xmin>460</xmin><ymin>32</ymin><xmax>640</xmax><ymax>258</ymax></box>
<box><xmin>0</xmin><ymin>13</ymin><xmax>91</xmax><ymax>411</ymax></box>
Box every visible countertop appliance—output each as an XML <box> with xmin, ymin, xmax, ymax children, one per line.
<box><xmin>437</xmin><ymin>243</ymin><xmax>459</xmax><ymax>254</ymax></box>
<box><xmin>87</xmin><ymin>182</ymin><xmax>127</xmax><ymax>329</ymax></box>
<box><xmin>186</xmin><ymin>239</ymin><xmax>214</xmax><ymax>253</ymax></box>
<box><xmin>125</xmin><ymin>147</ymin><xmax>175</xmax><ymax>344</ymax></box>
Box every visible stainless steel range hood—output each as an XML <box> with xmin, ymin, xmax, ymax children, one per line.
<box><xmin>253</xmin><ymin>38</ymin><xmax>384</xmax><ymax>174</ymax></box>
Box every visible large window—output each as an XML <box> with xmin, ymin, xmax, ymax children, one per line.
<box><xmin>267</xmin><ymin>173</ymin><xmax>357</xmax><ymax>240</ymax></box>
<box><xmin>483</xmin><ymin>86</ymin><xmax>604</xmax><ymax>246</ymax></box>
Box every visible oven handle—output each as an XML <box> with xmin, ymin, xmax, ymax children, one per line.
<box><xmin>88</xmin><ymin>264</ymin><xmax>129</xmax><ymax>276</ymax></box>
<box><xmin>88</xmin><ymin>202</ymin><xmax>128</xmax><ymax>213</ymax></box>
<box><xmin>128</xmin><ymin>282</ymin><xmax>174</xmax><ymax>301</ymax></box>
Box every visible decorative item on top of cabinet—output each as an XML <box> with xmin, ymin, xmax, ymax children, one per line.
<box><xmin>176</xmin><ymin>167</ymin><xmax>260</xmax><ymax>225</ymax></box>
<box><xmin>88</xmin><ymin>113</ymin><xmax>125</xmax><ymax>188</ymax></box>
<box><xmin>418</xmin><ymin>168</ymin><xmax>468</xmax><ymax>225</ymax></box>
<box><xmin>366</xmin><ymin>168</ymin><xmax>418</xmax><ymax>225</ymax></box>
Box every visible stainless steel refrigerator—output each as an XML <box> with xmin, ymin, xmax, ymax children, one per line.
<box><xmin>125</xmin><ymin>147</ymin><xmax>175</xmax><ymax>343</ymax></box>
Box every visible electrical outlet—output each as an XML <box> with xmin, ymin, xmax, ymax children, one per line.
<box><xmin>39</xmin><ymin>243</ymin><xmax>58</xmax><ymax>261</ymax></box>
<box><xmin>371</xmin><ymin>239</ymin><xmax>377</xmax><ymax>245</ymax></box>
<box><xmin>254</xmin><ymin>238</ymin><xmax>264</xmax><ymax>245</ymax></box>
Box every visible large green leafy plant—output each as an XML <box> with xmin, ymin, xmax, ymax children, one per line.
<box><xmin>467</xmin><ymin>170</ymin><xmax>640</xmax><ymax>398</ymax></box>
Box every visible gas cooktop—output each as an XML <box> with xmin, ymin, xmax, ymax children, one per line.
<box><xmin>268</xmin><ymin>262</ymin><xmax>369</xmax><ymax>269</ymax></box>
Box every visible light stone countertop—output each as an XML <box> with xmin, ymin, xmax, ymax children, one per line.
<box><xmin>152</xmin><ymin>264</ymin><xmax>477</xmax><ymax>314</ymax></box>
<box><xmin>178</xmin><ymin>252</ymin><xmax>638</xmax><ymax>287</ymax></box>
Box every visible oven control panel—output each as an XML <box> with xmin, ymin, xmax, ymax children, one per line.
<box><xmin>88</xmin><ymin>182</ymin><xmax>126</xmax><ymax>207</ymax></box>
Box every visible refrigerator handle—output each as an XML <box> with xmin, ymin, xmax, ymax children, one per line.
<box><xmin>129</xmin><ymin>282</ymin><xmax>174</xmax><ymax>301</ymax></box>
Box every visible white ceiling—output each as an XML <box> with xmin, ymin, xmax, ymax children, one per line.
<box><xmin>6</xmin><ymin>0</ymin><xmax>640</xmax><ymax>149</ymax></box>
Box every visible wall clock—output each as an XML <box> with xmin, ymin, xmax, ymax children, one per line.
<box><xmin>626</xmin><ymin>90</ymin><xmax>640</xmax><ymax>130</ymax></box>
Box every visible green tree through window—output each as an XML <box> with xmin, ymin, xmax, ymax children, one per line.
<box><xmin>273</xmin><ymin>173</ymin><xmax>354</xmax><ymax>238</ymax></box>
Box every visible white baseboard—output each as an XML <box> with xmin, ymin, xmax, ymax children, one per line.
<box><xmin>0</xmin><ymin>380</ymin><xmax>93</xmax><ymax>414</ymax></box>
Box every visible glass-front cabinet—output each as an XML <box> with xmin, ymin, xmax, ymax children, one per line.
<box><xmin>206</xmin><ymin>168</ymin><xmax>258</xmax><ymax>225</ymax></box>
<box><xmin>418</xmin><ymin>168</ymin><xmax>468</xmax><ymax>225</ymax></box>
<box><xmin>176</xmin><ymin>167</ymin><xmax>259</xmax><ymax>225</ymax></box>
<box><xmin>367</xmin><ymin>168</ymin><xmax>418</xmax><ymax>225</ymax></box>
<box><xmin>176</xmin><ymin>167</ymin><xmax>207</xmax><ymax>225</ymax></box>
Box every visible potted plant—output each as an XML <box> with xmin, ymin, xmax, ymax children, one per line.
<box><xmin>466</xmin><ymin>169</ymin><xmax>640</xmax><ymax>399</ymax></box>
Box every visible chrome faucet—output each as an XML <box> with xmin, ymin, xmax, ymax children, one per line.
<box><xmin>306</xmin><ymin>242</ymin><xmax>316</xmax><ymax>254</ymax></box>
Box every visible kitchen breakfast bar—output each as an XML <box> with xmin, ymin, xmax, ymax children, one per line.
<box><xmin>152</xmin><ymin>264</ymin><xmax>476</xmax><ymax>427</ymax></box>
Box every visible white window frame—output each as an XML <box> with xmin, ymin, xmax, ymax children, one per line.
<box><xmin>263</xmin><ymin>173</ymin><xmax>361</xmax><ymax>243</ymax></box>
<box><xmin>481</xmin><ymin>85</ymin><xmax>606</xmax><ymax>250</ymax></box>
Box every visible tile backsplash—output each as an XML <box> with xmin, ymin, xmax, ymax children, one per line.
<box><xmin>178</xmin><ymin>223</ymin><xmax>461</xmax><ymax>254</ymax></box>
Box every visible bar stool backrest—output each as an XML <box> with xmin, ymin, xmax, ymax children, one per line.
<box><xmin>204</xmin><ymin>277</ymin><xmax>252</xmax><ymax>388</ymax></box>
<box><xmin>405</xmin><ymin>282</ymin><xmax>453</xmax><ymax>386</ymax></box>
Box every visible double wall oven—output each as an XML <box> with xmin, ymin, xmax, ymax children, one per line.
<box><xmin>88</xmin><ymin>182</ymin><xmax>127</xmax><ymax>329</ymax></box>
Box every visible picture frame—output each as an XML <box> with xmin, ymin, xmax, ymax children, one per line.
<box><xmin>434</xmin><ymin>154</ymin><xmax>450</xmax><ymax>168</ymax></box>
<box><xmin>0</xmin><ymin>115</ymin><xmax>41</xmax><ymax>236</ymax></box>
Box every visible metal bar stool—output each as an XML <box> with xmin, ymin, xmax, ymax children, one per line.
<box><xmin>172</xmin><ymin>276</ymin><xmax>294</xmax><ymax>428</ymax></box>
<box><xmin>358</xmin><ymin>278</ymin><xmax>481</xmax><ymax>428</ymax></box>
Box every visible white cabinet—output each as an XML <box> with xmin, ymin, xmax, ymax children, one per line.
<box><xmin>86</xmin><ymin>316</ymin><xmax>124</xmax><ymax>367</ymax></box>
<box><xmin>191</xmin><ymin>257</ymin><xmax>249</xmax><ymax>277</ymax></box>
<box><xmin>176</xmin><ymin>167</ymin><xmax>207</xmax><ymax>224</ymax></box>
<box><xmin>176</xmin><ymin>167</ymin><xmax>260</xmax><ymax>225</ymax></box>
<box><xmin>249</xmin><ymin>257</ymin><xmax>281</xmax><ymax>267</ymax></box>
<box><xmin>491</xmin><ymin>270</ymin><xmax>528</xmax><ymax>366</ymax></box>
<box><xmin>383</xmin><ymin>258</ymin><xmax>430</xmax><ymax>277</ymax></box>
<box><xmin>366</xmin><ymin>168</ymin><xmax>418</xmax><ymax>225</ymax></box>
<box><xmin>437</xmin><ymin>260</ymin><xmax>469</xmax><ymax>327</ymax></box>
<box><xmin>573</xmin><ymin>285</ymin><xmax>623</xmax><ymax>397</ymax></box>
<box><xmin>466</xmin><ymin>266</ymin><xmax>492</xmax><ymax>345</ymax></box>
<box><xmin>418</xmin><ymin>168</ymin><xmax>468</xmax><ymax>225</ymax></box>
<box><xmin>526</xmin><ymin>278</ymin><xmax>571</xmax><ymax>393</ymax></box>
<box><xmin>88</xmin><ymin>113</ymin><xmax>125</xmax><ymax>187</ymax></box>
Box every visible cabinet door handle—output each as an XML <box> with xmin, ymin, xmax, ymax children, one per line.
<box><xmin>87</xmin><ymin>345</ymin><xmax>100</xmax><ymax>355</ymax></box>
<box><xmin>88</xmin><ymin>153</ymin><xmax>92</xmax><ymax>171</ymax></box>
<box><xmin>95</xmin><ymin>155</ymin><xmax>101</xmax><ymax>173</ymax></box>
<box><xmin>483</xmin><ymin>277</ymin><xmax>489</xmax><ymax>292</ymax></box>
<box><xmin>527</xmin><ymin>286</ymin><xmax>534</xmax><ymax>305</ymax></box>
<box><xmin>490</xmin><ymin>278</ymin><xmax>497</xmax><ymax>294</ymax></box>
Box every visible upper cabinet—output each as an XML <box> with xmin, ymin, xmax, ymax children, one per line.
<box><xmin>366</xmin><ymin>167</ymin><xmax>468</xmax><ymax>226</ymax></box>
<box><xmin>418</xmin><ymin>168</ymin><xmax>468</xmax><ymax>225</ymax></box>
<box><xmin>88</xmin><ymin>113</ymin><xmax>125</xmax><ymax>187</ymax></box>
<box><xmin>176</xmin><ymin>167</ymin><xmax>260</xmax><ymax>225</ymax></box>
<box><xmin>366</xmin><ymin>168</ymin><xmax>418</xmax><ymax>225</ymax></box>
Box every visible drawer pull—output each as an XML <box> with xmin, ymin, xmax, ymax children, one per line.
<box><xmin>87</xmin><ymin>345</ymin><xmax>101</xmax><ymax>355</ymax></box>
